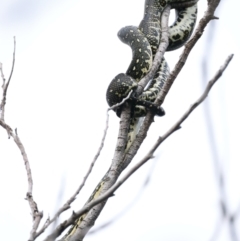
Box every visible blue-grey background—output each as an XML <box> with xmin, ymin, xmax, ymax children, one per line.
<box><xmin>0</xmin><ymin>0</ymin><xmax>239</xmax><ymax>240</ymax></box>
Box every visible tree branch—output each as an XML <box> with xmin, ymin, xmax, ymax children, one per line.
<box><xmin>0</xmin><ymin>38</ymin><xmax>43</xmax><ymax>241</ymax></box>
<box><xmin>0</xmin><ymin>36</ymin><xmax>16</xmax><ymax>120</ymax></box>
<box><xmin>155</xmin><ymin>0</ymin><xmax>221</xmax><ymax>107</ymax></box>
<box><xmin>44</xmin><ymin>53</ymin><xmax>233</xmax><ymax>241</ymax></box>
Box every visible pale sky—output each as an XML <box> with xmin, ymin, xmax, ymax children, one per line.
<box><xmin>0</xmin><ymin>1</ymin><xmax>239</xmax><ymax>241</ymax></box>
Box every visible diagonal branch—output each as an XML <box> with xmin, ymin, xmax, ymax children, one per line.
<box><xmin>155</xmin><ymin>0</ymin><xmax>221</xmax><ymax>107</ymax></box>
<box><xmin>89</xmin><ymin>54</ymin><xmax>233</xmax><ymax>211</ymax></box>
<box><xmin>122</xmin><ymin>0</ymin><xmax>222</xmax><ymax>182</ymax></box>
<box><xmin>45</xmin><ymin>53</ymin><xmax>233</xmax><ymax>241</ymax></box>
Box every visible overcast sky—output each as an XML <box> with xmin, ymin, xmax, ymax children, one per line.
<box><xmin>0</xmin><ymin>0</ymin><xmax>239</xmax><ymax>241</ymax></box>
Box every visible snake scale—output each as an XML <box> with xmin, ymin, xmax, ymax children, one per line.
<box><xmin>63</xmin><ymin>1</ymin><xmax>198</xmax><ymax>240</ymax></box>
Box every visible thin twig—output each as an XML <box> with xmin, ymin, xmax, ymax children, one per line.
<box><xmin>12</xmin><ymin>130</ymin><xmax>42</xmax><ymax>241</ymax></box>
<box><xmin>1</xmin><ymin>119</ymin><xmax>43</xmax><ymax>241</ymax></box>
<box><xmin>0</xmin><ymin>36</ymin><xmax>16</xmax><ymax>120</ymax></box>
<box><xmin>34</xmin><ymin>102</ymin><xmax>113</xmax><ymax>239</ymax></box>
<box><xmin>108</xmin><ymin>90</ymin><xmax>133</xmax><ymax>111</ymax></box>
<box><xmin>0</xmin><ymin>38</ymin><xmax>42</xmax><ymax>241</ymax></box>
<box><xmin>0</xmin><ymin>63</ymin><xmax>6</xmax><ymax>86</ymax></box>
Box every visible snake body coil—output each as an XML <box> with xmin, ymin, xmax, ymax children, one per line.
<box><xmin>168</xmin><ymin>4</ymin><xmax>198</xmax><ymax>50</ymax></box>
<box><xmin>107</xmin><ymin>1</ymin><xmax>198</xmax><ymax>118</ymax></box>
<box><xmin>106</xmin><ymin>26</ymin><xmax>166</xmax><ymax>118</ymax></box>
<box><xmin>106</xmin><ymin>26</ymin><xmax>152</xmax><ymax>108</ymax></box>
<box><xmin>139</xmin><ymin>0</ymin><xmax>198</xmax><ymax>53</ymax></box>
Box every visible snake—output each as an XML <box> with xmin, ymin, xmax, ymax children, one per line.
<box><xmin>63</xmin><ymin>1</ymin><xmax>198</xmax><ymax>240</ymax></box>
<box><xmin>107</xmin><ymin>0</ymin><xmax>198</xmax><ymax>149</ymax></box>
<box><xmin>107</xmin><ymin>1</ymin><xmax>198</xmax><ymax>111</ymax></box>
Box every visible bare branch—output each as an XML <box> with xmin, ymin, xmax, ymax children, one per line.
<box><xmin>29</xmin><ymin>212</ymin><xmax>44</xmax><ymax>241</ymax></box>
<box><xmin>64</xmin><ymin>53</ymin><xmax>233</xmax><ymax>231</ymax></box>
<box><xmin>0</xmin><ymin>119</ymin><xmax>12</xmax><ymax>138</ymax></box>
<box><xmin>7</xmin><ymin>36</ymin><xmax>16</xmax><ymax>91</ymax></box>
<box><xmin>0</xmin><ymin>63</ymin><xmax>6</xmax><ymax>86</ymax></box>
<box><xmin>10</xmin><ymin>129</ymin><xmax>43</xmax><ymax>241</ymax></box>
<box><xmin>0</xmin><ymin>38</ymin><xmax>43</xmax><ymax>241</ymax></box>
<box><xmin>155</xmin><ymin>0</ymin><xmax>221</xmax><ymax>107</ymax></box>
<box><xmin>0</xmin><ymin>36</ymin><xmax>16</xmax><ymax>120</ymax></box>
<box><xmin>137</xmin><ymin>5</ymin><xmax>170</xmax><ymax>95</ymax></box>
<box><xmin>0</xmin><ymin>120</ymin><xmax>43</xmax><ymax>241</ymax></box>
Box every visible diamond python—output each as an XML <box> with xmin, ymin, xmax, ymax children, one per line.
<box><xmin>107</xmin><ymin>0</ymin><xmax>198</xmax><ymax>150</ymax></box>
<box><xmin>63</xmin><ymin>1</ymin><xmax>197</xmax><ymax>240</ymax></box>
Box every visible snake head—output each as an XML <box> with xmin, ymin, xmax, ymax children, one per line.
<box><xmin>106</xmin><ymin>73</ymin><xmax>138</xmax><ymax>107</ymax></box>
<box><xmin>155</xmin><ymin>106</ymin><xmax>165</xmax><ymax>116</ymax></box>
